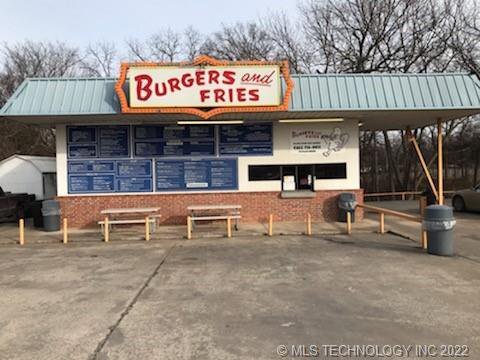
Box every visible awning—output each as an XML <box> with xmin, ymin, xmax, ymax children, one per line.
<box><xmin>2</xmin><ymin>73</ymin><xmax>480</xmax><ymax>130</ymax></box>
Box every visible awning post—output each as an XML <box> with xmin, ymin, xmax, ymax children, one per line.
<box><xmin>437</xmin><ymin>119</ymin><xmax>444</xmax><ymax>205</ymax></box>
<box><xmin>406</xmin><ymin>127</ymin><xmax>438</xmax><ymax>201</ymax></box>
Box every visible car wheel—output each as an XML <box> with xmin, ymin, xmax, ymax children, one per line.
<box><xmin>453</xmin><ymin>196</ymin><xmax>465</xmax><ymax>212</ymax></box>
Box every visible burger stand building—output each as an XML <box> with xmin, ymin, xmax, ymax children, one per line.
<box><xmin>2</xmin><ymin>56</ymin><xmax>480</xmax><ymax>230</ymax></box>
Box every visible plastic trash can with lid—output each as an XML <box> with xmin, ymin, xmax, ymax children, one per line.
<box><xmin>42</xmin><ymin>200</ymin><xmax>61</xmax><ymax>231</ymax></box>
<box><xmin>338</xmin><ymin>192</ymin><xmax>357</xmax><ymax>223</ymax></box>
<box><xmin>422</xmin><ymin>205</ymin><xmax>456</xmax><ymax>256</ymax></box>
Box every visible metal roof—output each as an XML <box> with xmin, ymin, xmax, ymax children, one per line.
<box><xmin>2</xmin><ymin>73</ymin><xmax>480</xmax><ymax>130</ymax></box>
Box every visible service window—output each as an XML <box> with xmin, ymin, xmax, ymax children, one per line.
<box><xmin>314</xmin><ymin>163</ymin><xmax>347</xmax><ymax>179</ymax></box>
<box><xmin>248</xmin><ymin>165</ymin><xmax>281</xmax><ymax>181</ymax></box>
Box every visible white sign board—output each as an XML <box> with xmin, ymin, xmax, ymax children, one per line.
<box><xmin>128</xmin><ymin>65</ymin><xmax>281</xmax><ymax>108</ymax></box>
<box><xmin>290</xmin><ymin>128</ymin><xmax>349</xmax><ymax>157</ymax></box>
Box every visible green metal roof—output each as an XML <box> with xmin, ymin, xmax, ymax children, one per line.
<box><xmin>3</xmin><ymin>73</ymin><xmax>480</xmax><ymax>116</ymax></box>
<box><xmin>2</xmin><ymin>73</ymin><xmax>480</xmax><ymax>130</ymax></box>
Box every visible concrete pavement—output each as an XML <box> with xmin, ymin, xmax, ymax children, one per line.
<box><xmin>0</xmin><ymin>231</ymin><xmax>479</xmax><ymax>359</ymax></box>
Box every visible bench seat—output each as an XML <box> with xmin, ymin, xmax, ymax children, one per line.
<box><xmin>98</xmin><ymin>218</ymin><xmax>156</xmax><ymax>225</ymax></box>
<box><xmin>191</xmin><ymin>215</ymin><xmax>242</xmax><ymax>221</ymax></box>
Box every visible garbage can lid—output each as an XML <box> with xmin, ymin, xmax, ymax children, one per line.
<box><xmin>339</xmin><ymin>192</ymin><xmax>356</xmax><ymax>202</ymax></box>
<box><xmin>424</xmin><ymin>205</ymin><xmax>454</xmax><ymax>221</ymax></box>
<box><xmin>42</xmin><ymin>199</ymin><xmax>60</xmax><ymax>209</ymax></box>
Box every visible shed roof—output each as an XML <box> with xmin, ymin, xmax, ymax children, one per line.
<box><xmin>2</xmin><ymin>73</ymin><xmax>480</xmax><ymax>130</ymax></box>
<box><xmin>0</xmin><ymin>155</ymin><xmax>56</xmax><ymax>173</ymax></box>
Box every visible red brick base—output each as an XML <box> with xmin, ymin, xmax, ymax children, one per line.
<box><xmin>57</xmin><ymin>189</ymin><xmax>364</xmax><ymax>228</ymax></box>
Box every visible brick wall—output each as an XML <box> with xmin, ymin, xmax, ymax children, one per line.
<box><xmin>57</xmin><ymin>189</ymin><xmax>364</xmax><ymax>228</ymax></box>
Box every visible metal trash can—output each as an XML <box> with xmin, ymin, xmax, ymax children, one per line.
<box><xmin>41</xmin><ymin>200</ymin><xmax>61</xmax><ymax>231</ymax></box>
<box><xmin>422</xmin><ymin>205</ymin><xmax>456</xmax><ymax>256</ymax></box>
<box><xmin>338</xmin><ymin>192</ymin><xmax>357</xmax><ymax>223</ymax></box>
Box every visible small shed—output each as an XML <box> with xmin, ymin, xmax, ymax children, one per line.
<box><xmin>0</xmin><ymin>155</ymin><xmax>56</xmax><ymax>200</ymax></box>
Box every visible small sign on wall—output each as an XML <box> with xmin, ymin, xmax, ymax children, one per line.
<box><xmin>290</xmin><ymin>127</ymin><xmax>349</xmax><ymax>157</ymax></box>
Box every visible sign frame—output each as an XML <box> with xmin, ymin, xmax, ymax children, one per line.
<box><xmin>115</xmin><ymin>55</ymin><xmax>294</xmax><ymax>119</ymax></box>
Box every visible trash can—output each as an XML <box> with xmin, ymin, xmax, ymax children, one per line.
<box><xmin>30</xmin><ymin>200</ymin><xmax>44</xmax><ymax>228</ymax></box>
<box><xmin>422</xmin><ymin>205</ymin><xmax>456</xmax><ymax>256</ymax></box>
<box><xmin>338</xmin><ymin>192</ymin><xmax>357</xmax><ymax>223</ymax></box>
<box><xmin>41</xmin><ymin>200</ymin><xmax>61</xmax><ymax>231</ymax></box>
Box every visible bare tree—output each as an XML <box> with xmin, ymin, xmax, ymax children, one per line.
<box><xmin>264</xmin><ymin>11</ymin><xmax>316</xmax><ymax>73</ymax></box>
<box><xmin>183</xmin><ymin>26</ymin><xmax>203</xmax><ymax>61</ymax></box>
<box><xmin>201</xmin><ymin>22</ymin><xmax>275</xmax><ymax>60</ymax></box>
<box><xmin>0</xmin><ymin>41</ymin><xmax>80</xmax><ymax>159</ymax></box>
<box><xmin>80</xmin><ymin>41</ymin><xmax>118</xmax><ymax>76</ymax></box>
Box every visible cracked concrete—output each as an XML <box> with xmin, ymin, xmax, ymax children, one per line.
<box><xmin>0</xmin><ymin>230</ymin><xmax>479</xmax><ymax>359</ymax></box>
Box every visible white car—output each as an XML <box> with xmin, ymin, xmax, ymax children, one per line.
<box><xmin>452</xmin><ymin>184</ymin><xmax>480</xmax><ymax>212</ymax></box>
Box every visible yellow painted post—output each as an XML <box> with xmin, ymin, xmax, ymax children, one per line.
<box><xmin>268</xmin><ymin>214</ymin><xmax>273</xmax><ymax>236</ymax></box>
<box><xmin>104</xmin><ymin>217</ymin><xmax>109</xmax><ymax>243</ymax></box>
<box><xmin>379</xmin><ymin>212</ymin><xmax>385</xmax><ymax>234</ymax></box>
<box><xmin>63</xmin><ymin>218</ymin><xmax>68</xmax><ymax>244</ymax></box>
<box><xmin>306</xmin><ymin>213</ymin><xmax>312</xmax><ymax>236</ymax></box>
<box><xmin>437</xmin><ymin>119</ymin><xmax>444</xmax><ymax>205</ymax></box>
<box><xmin>227</xmin><ymin>217</ymin><xmax>232</xmax><ymax>238</ymax></box>
<box><xmin>346</xmin><ymin>212</ymin><xmax>352</xmax><ymax>235</ymax></box>
<box><xmin>19</xmin><ymin>218</ymin><xmax>25</xmax><ymax>245</ymax></box>
<box><xmin>145</xmin><ymin>216</ymin><xmax>150</xmax><ymax>241</ymax></box>
<box><xmin>187</xmin><ymin>216</ymin><xmax>192</xmax><ymax>240</ymax></box>
<box><xmin>422</xmin><ymin>230</ymin><xmax>428</xmax><ymax>250</ymax></box>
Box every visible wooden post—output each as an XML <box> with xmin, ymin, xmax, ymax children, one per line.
<box><xmin>227</xmin><ymin>217</ymin><xmax>232</xmax><ymax>238</ymax></box>
<box><xmin>306</xmin><ymin>213</ymin><xmax>312</xmax><ymax>236</ymax></box>
<box><xmin>19</xmin><ymin>218</ymin><xmax>24</xmax><ymax>246</ymax></box>
<box><xmin>419</xmin><ymin>196</ymin><xmax>427</xmax><ymax>217</ymax></box>
<box><xmin>145</xmin><ymin>216</ymin><xmax>150</xmax><ymax>241</ymax></box>
<box><xmin>346</xmin><ymin>212</ymin><xmax>352</xmax><ymax>235</ymax></box>
<box><xmin>407</xmin><ymin>129</ymin><xmax>439</xmax><ymax>201</ymax></box>
<box><xmin>437</xmin><ymin>119</ymin><xmax>444</xmax><ymax>205</ymax></box>
<box><xmin>187</xmin><ymin>216</ymin><xmax>192</xmax><ymax>240</ymax></box>
<box><xmin>379</xmin><ymin>212</ymin><xmax>385</xmax><ymax>234</ymax></box>
<box><xmin>104</xmin><ymin>217</ymin><xmax>109</xmax><ymax>242</ymax></box>
<box><xmin>63</xmin><ymin>218</ymin><xmax>68</xmax><ymax>244</ymax></box>
<box><xmin>422</xmin><ymin>230</ymin><xmax>428</xmax><ymax>249</ymax></box>
<box><xmin>268</xmin><ymin>214</ymin><xmax>273</xmax><ymax>236</ymax></box>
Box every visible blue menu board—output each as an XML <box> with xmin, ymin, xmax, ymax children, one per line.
<box><xmin>99</xmin><ymin>126</ymin><xmax>129</xmax><ymax>157</ymax></box>
<box><xmin>156</xmin><ymin>159</ymin><xmax>237</xmax><ymax>191</ymax></box>
<box><xmin>219</xmin><ymin>123</ymin><xmax>272</xmax><ymax>155</ymax></box>
<box><xmin>67</xmin><ymin>158</ymin><xmax>153</xmax><ymax>194</ymax></box>
<box><xmin>117</xmin><ymin>178</ymin><xmax>153</xmax><ymax>192</ymax></box>
<box><xmin>68</xmin><ymin>145</ymin><xmax>97</xmax><ymax>158</ymax></box>
<box><xmin>116</xmin><ymin>159</ymin><xmax>152</xmax><ymax>177</ymax></box>
<box><xmin>68</xmin><ymin>127</ymin><xmax>96</xmax><ymax>143</ymax></box>
<box><xmin>68</xmin><ymin>174</ymin><xmax>115</xmax><ymax>193</ymax></box>
<box><xmin>133</xmin><ymin>125</ymin><xmax>215</xmax><ymax>157</ymax></box>
<box><xmin>68</xmin><ymin>160</ymin><xmax>115</xmax><ymax>173</ymax></box>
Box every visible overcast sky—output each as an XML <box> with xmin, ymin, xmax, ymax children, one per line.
<box><xmin>0</xmin><ymin>0</ymin><xmax>300</xmax><ymax>47</ymax></box>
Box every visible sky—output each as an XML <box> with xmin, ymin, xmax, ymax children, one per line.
<box><xmin>0</xmin><ymin>0</ymin><xmax>300</xmax><ymax>48</ymax></box>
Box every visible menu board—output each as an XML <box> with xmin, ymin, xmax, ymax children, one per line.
<box><xmin>68</xmin><ymin>174</ymin><xmax>115</xmax><ymax>193</ymax></box>
<box><xmin>67</xmin><ymin>125</ymin><xmax>130</xmax><ymax>158</ymax></box>
<box><xmin>134</xmin><ymin>125</ymin><xmax>215</xmax><ymax>157</ymax></box>
<box><xmin>117</xmin><ymin>178</ymin><xmax>152</xmax><ymax>192</ymax></box>
<box><xmin>156</xmin><ymin>159</ymin><xmax>237</xmax><ymax>191</ymax></box>
<box><xmin>67</xmin><ymin>158</ymin><xmax>153</xmax><ymax>193</ymax></box>
<box><xmin>68</xmin><ymin>127</ymin><xmax>96</xmax><ymax>143</ymax></box>
<box><xmin>219</xmin><ymin>123</ymin><xmax>272</xmax><ymax>155</ymax></box>
<box><xmin>68</xmin><ymin>160</ymin><xmax>115</xmax><ymax>173</ymax></box>
<box><xmin>68</xmin><ymin>145</ymin><xmax>97</xmax><ymax>158</ymax></box>
<box><xmin>99</xmin><ymin>126</ymin><xmax>129</xmax><ymax>157</ymax></box>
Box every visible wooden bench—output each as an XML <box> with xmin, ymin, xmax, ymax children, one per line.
<box><xmin>186</xmin><ymin>204</ymin><xmax>242</xmax><ymax>239</ymax></box>
<box><xmin>98</xmin><ymin>218</ymin><xmax>157</xmax><ymax>236</ymax></box>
